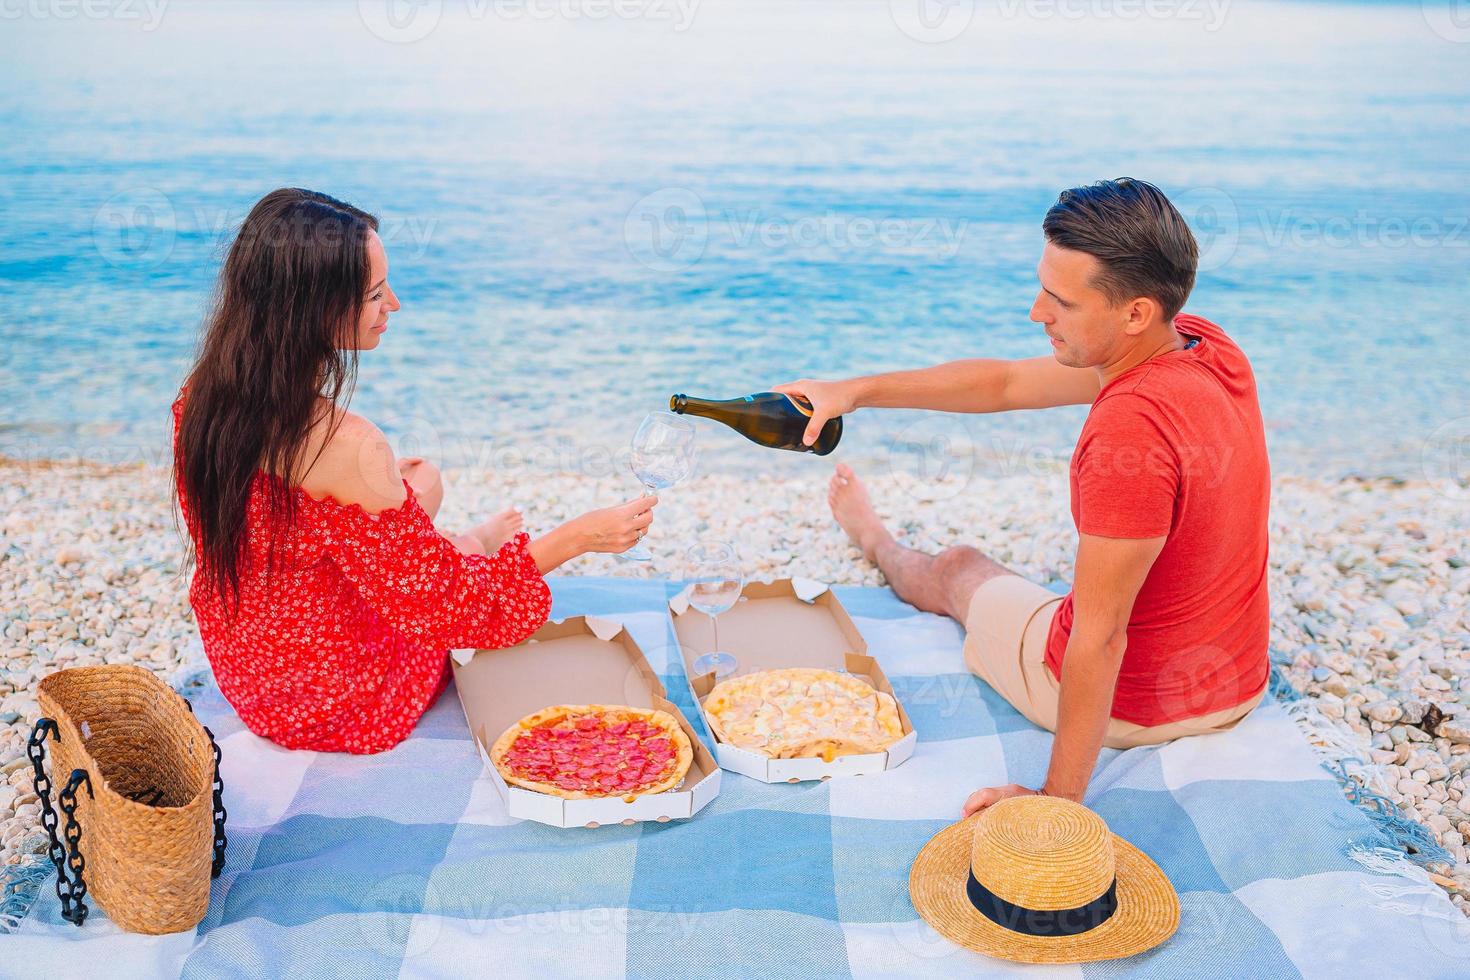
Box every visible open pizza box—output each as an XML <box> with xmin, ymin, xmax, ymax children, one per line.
<box><xmin>671</xmin><ymin>577</ymin><xmax>918</xmax><ymax>783</ymax></box>
<box><xmin>450</xmin><ymin>615</ymin><xmax>721</xmax><ymax>829</ymax></box>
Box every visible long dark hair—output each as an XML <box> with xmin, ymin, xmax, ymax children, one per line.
<box><xmin>174</xmin><ymin>188</ymin><xmax>379</xmax><ymax>613</ymax></box>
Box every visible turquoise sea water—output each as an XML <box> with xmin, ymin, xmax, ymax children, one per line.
<box><xmin>2</xmin><ymin>0</ymin><xmax>1467</xmax><ymax>481</ymax></box>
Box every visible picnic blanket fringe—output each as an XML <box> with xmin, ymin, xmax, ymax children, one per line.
<box><xmin>1268</xmin><ymin>664</ymin><xmax>1452</xmax><ymax>868</ymax></box>
<box><xmin>0</xmin><ymin>858</ymin><xmax>52</xmax><ymax>934</ymax></box>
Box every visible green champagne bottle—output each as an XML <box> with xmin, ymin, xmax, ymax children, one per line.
<box><xmin>668</xmin><ymin>392</ymin><xmax>843</xmax><ymax>455</ymax></box>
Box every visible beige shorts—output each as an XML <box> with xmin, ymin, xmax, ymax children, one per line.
<box><xmin>960</xmin><ymin>575</ymin><xmax>1264</xmax><ymax>750</ymax></box>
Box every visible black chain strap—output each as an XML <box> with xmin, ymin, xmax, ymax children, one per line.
<box><xmin>203</xmin><ymin>724</ymin><xmax>228</xmax><ymax>878</ymax></box>
<box><xmin>183</xmin><ymin>698</ymin><xmax>228</xmax><ymax>878</ymax></box>
<box><xmin>26</xmin><ymin>718</ymin><xmax>85</xmax><ymax>926</ymax></box>
<box><xmin>56</xmin><ymin>769</ymin><xmax>93</xmax><ymax>926</ymax></box>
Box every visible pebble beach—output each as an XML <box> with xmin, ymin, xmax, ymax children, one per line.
<box><xmin>2</xmin><ymin>456</ymin><xmax>1468</xmax><ymax>915</ymax></box>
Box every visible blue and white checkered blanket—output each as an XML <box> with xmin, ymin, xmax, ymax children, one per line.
<box><xmin>6</xmin><ymin>578</ymin><xmax>1468</xmax><ymax>978</ymax></box>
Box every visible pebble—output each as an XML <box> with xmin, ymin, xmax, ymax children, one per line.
<box><xmin>53</xmin><ymin>546</ymin><xmax>88</xmax><ymax>566</ymax></box>
<box><xmin>1367</xmin><ymin>701</ymin><xmax>1404</xmax><ymax>724</ymax></box>
<box><xmin>1400</xmin><ymin>778</ymin><xmax>1431</xmax><ymax>800</ymax></box>
<box><xmin>1438</xmin><ymin>720</ymin><xmax>1470</xmax><ymax>745</ymax></box>
<box><xmin>1</xmin><ymin>460</ymin><xmax>1469</xmax><ymax>916</ymax></box>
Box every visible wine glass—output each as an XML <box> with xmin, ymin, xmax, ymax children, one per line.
<box><xmin>622</xmin><ymin>411</ymin><xmax>697</xmax><ymax>561</ymax></box>
<box><xmin>686</xmin><ymin>540</ymin><xmax>743</xmax><ymax>680</ymax></box>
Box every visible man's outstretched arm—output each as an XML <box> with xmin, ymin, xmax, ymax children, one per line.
<box><xmin>775</xmin><ymin>355</ymin><xmax>1100</xmax><ymax>446</ymax></box>
<box><xmin>962</xmin><ymin>531</ymin><xmax>1165</xmax><ymax>814</ymax></box>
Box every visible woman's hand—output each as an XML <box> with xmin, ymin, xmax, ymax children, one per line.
<box><xmin>573</xmin><ymin>495</ymin><xmax>658</xmax><ymax>554</ymax></box>
<box><xmin>771</xmin><ymin>379</ymin><xmax>858</xmax><ymax>447</ymax></box>
<box><xmin>526</xmin><ymin>495</ymin><xmax>659</xmax><ymax>574</ymax></box>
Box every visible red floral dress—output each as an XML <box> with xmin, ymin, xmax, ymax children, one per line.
<box><xmin>171</xmin><ymin>394</ymin><xmax>552</xmax><ymax>753</ymax></box>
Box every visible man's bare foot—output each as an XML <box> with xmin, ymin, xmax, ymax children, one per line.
<box><xmin>474</xmin><ymin>507</ymin><xmax>525</xmax><ymax>553</ymax></box>
<box><xmin>827</xmin><ymin>463</ymin><xmax>893</xmax><ymax>564</ymax></box>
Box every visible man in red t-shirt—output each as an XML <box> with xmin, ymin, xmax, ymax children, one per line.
<box><xmin>776</xmin><ymin>178</ymin><xmax>1270</xmax><ymax>815</ymax></box>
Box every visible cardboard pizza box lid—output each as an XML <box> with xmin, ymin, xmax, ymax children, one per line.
<box><xmin>452</xmin><ymin>615</ymin><xmax>720</xmax><ymax>828</ymax></box>
<box><xmin>670</xmin><ymin>578</ymin><xmax>917</xmax><ymax>783</ymax></box>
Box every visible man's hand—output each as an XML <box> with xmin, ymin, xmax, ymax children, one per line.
<box><xmin>771</xmin><ymin>379</ymin><xmax>858</xmax><ymax>447</ymax></box>
<box><xmin>962</xmin><ymin>784</ymin><xmax>1042</xmax><ymax>817</ymax></box>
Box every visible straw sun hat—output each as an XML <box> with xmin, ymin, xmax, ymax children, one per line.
<box><xmin>909</xmin><ymin>795</ymin><xmax>1179</xmax><ymax>964</ymax></box>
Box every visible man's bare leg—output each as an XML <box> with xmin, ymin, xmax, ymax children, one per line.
<box><xmin>828</xmin><ymin>463</ymin><xmax>1015</xmax><ymax>622</ymax></box>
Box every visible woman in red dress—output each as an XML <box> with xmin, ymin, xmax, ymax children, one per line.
<box><xmin>172</xmin><ymin>188</ymin><xmax>655</xmax><ymax>753</ymax></box>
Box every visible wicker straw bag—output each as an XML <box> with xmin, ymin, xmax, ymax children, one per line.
<box><xmin>26</xmin><ymin>665</ymin><xmax>227</xmax><ymax>934</ymax></box>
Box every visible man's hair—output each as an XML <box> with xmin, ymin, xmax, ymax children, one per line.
<box><xmin>1042</xmin><ymin>178</ymin><xmax>1198</xmax><ymax>320</ymax></box>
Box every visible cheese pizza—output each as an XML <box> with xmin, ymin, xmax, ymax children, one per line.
<box><xmin>702</xmin><ymin>667</ymin><xmax>905</xmax><ymax>761</ymax></box>
<box><xmin>490</xmin><ymin>704</ymin><xmax>694</xmax><ymax>801</ymax></box>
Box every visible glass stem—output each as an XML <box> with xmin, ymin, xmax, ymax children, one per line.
<box><xmin>711</xmin><ymin>612</ymin><xmax>719</xmax><ymax>655</ymax></box>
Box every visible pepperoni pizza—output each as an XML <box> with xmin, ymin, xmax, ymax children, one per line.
<box><xmin>490</xmin><ymin>704</ymin><xmax>694</xmax><ymax>801</ymax></box>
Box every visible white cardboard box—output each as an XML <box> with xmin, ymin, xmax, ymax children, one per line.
<box><xmin>670</xmin><ymin>578</ymin><xmax>918</xmax><ymax>783</ymax></box>
<box><xmin>451</xmin><ymin>615</ymin><xmax>721</xmax><ymax>829</ymax></box>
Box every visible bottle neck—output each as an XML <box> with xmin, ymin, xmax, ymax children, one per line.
<box><xmin>670</xmin><ymin>393</ymin><xmax>728</xmax><ymax>415</ymax></box>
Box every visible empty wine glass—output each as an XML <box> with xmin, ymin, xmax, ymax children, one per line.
<box><xmin>622</xmin><ymin>411</ymin><xmax>697</xmax><ymax>561</ymax></box>
<box><xmin>686</xmin><ymin>540</ymin><xmax>743</xmax><ymax>680</ymax></box>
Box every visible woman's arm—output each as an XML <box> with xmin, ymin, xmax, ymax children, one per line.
<box><xmin>309</xmin><ymin>412</ymin><xmax>657</xmax><ymax>571</ymax></box>
<box><xmin>397</xmin><ymin>456</ymin><xmax>444</xmax><ymax>520</ymax></box>
<box><xmin>528</xmin><ymin>497</ymin><xmax>658</xmax><ymax>574</ymax></box>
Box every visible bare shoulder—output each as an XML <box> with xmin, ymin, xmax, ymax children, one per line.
<box><xmin>296</xmin><ymin>404</ymin><xmax>407</xmax><ymax>513</ymax></box>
